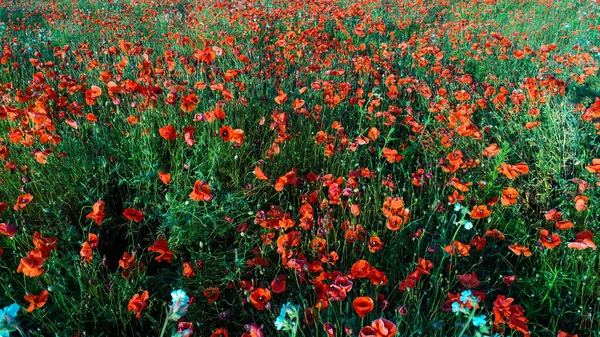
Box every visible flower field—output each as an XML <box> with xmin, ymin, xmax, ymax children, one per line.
<box><xmin>0</xmin><ymin>0</ymin><xmax>599</xmax><ymax>336</ymax></box>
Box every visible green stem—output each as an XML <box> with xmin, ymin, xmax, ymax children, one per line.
<box><xmin>457</xmin><ymin>305</ymin><xmax>477</xmax><ymax>337</ymax></box>
<box><xmin>159</xmin><ymin>308</ymin><xmax>171</xmax><ymax>337</ymax></box>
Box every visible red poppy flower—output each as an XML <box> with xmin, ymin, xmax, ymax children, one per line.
<box><xmin>359</xmin><ymin>326</ymin><xmax>377</xmax><ymax>337</ymax></box>
<box><xmin>0</xmin><ymin>222</ymin><xmax>17</xmax><ymax>237</ymax></box>
<box><xmin>86</xmin><ymin>200</ymin><xmax>106</xmax><ymax>226</ymax></box>
<box><xmin>24</xmin><ymin>290</ymin><xmax>49</xmax><ymax>312</ymax></box>
<box><xmin>148</xmin><ymin>238</ymin><xmax>173</xmax><ymax>263</ymax></box>
<box><xmin>249</xmin><ymin>288</ymin><xmax>271</xmax><ymax>310</ymax></box>
<box><xmin>211</xmin><ymin>328</ymin><xmax>228</xmax><ymax>337</ymax></box>
<box><xmin>368</xmin><ymin>236</ymin><xmax>384</xmax><ymax>253</ymax></box>
<box><xmin>271</xmin><ymin>274</ymin><xmax>286</xmax><ymax>293</ymax></box>
<box><xmin>349</xmin><ymin>259</ymin><xmax>371</xmax><ymax>279</ymax></box>
<box><xmin>219</xmin><ymin>126</ymin><xmax>234</xmax><ymax>141</ymax></box>
<box><xmin>457</xmin><ymin>272</ymin><xmax>480</xmax><ymax>288</ymax></box>
<box><xmin>353</xmin><ymin>296</ymin><xmax>374</xmax><ymax>318</ymax></box>
<box><xmin>123</xmin><ymin>208</ymin><xmax>144</xmax><ymax>222</ymax></box>
<box><xmin>128</xmin><ymin>290</ymin><xmax>149</xmax><ymax>319</ymax></box>
<box><xmin>203</xmin><ymin>287</ymin><xmax>221</xmax><ymax>304</ymax></box>
<box><xmin>14</xmin><ymin>193</ymin><xmax>33</xmax><ymax>210</ymax></box>
<box><xmin>190</xmin><ymin>180</ymin><xmax>213</xmax><ymax>202</ymax></box>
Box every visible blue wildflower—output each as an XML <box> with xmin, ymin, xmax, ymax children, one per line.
<box><xmin>168</xmin><ymin>290</ymin><xmax>190</xmax><ymax>321</ymax></box>
<box><xmin>451</xmin><ymin>301</ymin><xmax>461</xmax><ymax>315</ymax></box>
<box><xmin>0</xmin><ymin>303</ymin><xmax>20</xmax><ymax>337</ymax></box>
<box><xmin>460</xmin><ymin>290</ymin><xmax>472</xmax><ymax>304</ymax></box>
<box><xmin>473</xmin><ymin>315</ymin><xmax>487</xmax><ymax>327</ymax></box>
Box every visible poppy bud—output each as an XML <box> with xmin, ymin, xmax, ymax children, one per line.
<box><xmin>195</xmin><ymin>260</ymin><xmax>203</xmax><ymax>269</ymax></box>
<box><xmin>218</xmin><ymin>311</ymin><xmax>230</xmax><ymax>321</ymax></box>
<box><xmin>397</xmin><ymin>305</ymin><xmax>408</xmax><ymax>316</ymax></box>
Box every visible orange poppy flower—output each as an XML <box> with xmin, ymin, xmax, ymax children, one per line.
<box><xmin>231</xmin><ymin>128</ymin><xmax>246</xmax><ymax>145</ymax></box>
<box><xmin>501</xmin><ymin>187</ymin><xmax>518</xmax><ymax>206</ymax></box>
<box><xmin>555</xmin><ymin>220</ymin><xmax>574</xmax><ymax>230</ymax></box>
<box><xmin>274</xmin><ymin>90</ymin><xmax>287</xmax><ymax>105</ymax></box>
<box><xmin>119</xmin><ymin>252</ymin><xmax>135</xmax><ymax>269</ymax></box>
<box><xmin>508</xmin><ymin>244</ymin><xmax>532</xmax><ymax>257</ymax></box>
<box><xmin>585</xmin><ymin>158</ymin><xmax>600</xmax><ymax>173</ymax></box>
<box><xmin>498</xmin><ymin>162</ymin><xmax>529</xmax><ymax>179</ymax></box>
<box><xmin>148</xmin><ymin>238</ymin><xmax>173</xmax><ymax>263</ymax></box>
<box><xmin>253</xmin><ymin>167</ymin><xmax>269</xmax><ymax>181</ymax></box>
<box><xmin>24</xmin><ymin>290</ymin><xmax>49</xmax><ymax>312</ymax></box>
<box><xmin>189</xmin><ymin>180</ymin><xmax>213</xmax><ymax>202</ymax></box>
<box><xmin>14</xmin><ymin>193</ymin><xmax>33</xmax><ymax>210</ymax></box>
<box><xmin>86</xmin><ymin>200</ymin><xmax>106</xmax><ymax>226</ymax></box>
<box><xmin>353</xmin><ymin>296</ymin><xmax>374</xmax><ymax>318</ymax></box>
<box><xmin>123</xmin><ymin>208</ymin><xmax>144</xmax><ymax>222</ymax></box>
<box><xmin>524</xmin><ymin>121</ymin><xmax>541</xmax><ymax>129</ymax></box>
<box><xmin>482</xmin><ymin>143</ymin><xmax>501</xmax><ymax>157</ymax></box>
<box><xmin>539</xmin><ymin>229</ymin><xmax>561</xmax><ymax>249</ymax></box>
<box><xmin>545</xmin><ymin>209</ymin><xmax>562</xmax><ymax>221</ymax></box>
<box><xmin>249</xmin><ymin>288</ymin><xmax>271</xmax><ymax>310</ymax></box>
<box><xmin>574</xmin><ymin>196</ymin><xmax>588</xmax><ymax>212</ymax></box>
<box><xmin>158</xmin><ymin>172</ymin><xmax>171</xmax><ymax>184</ymax></box>
<box><xmin>80</xmin><ymin>242</ymin><xmax>93</xmax><ymax>262</ymax></box>
<box><xmin>370</xmin><ymin>318</ymin><xmax>397</xmax><ymax>337</ymax></box>
<box><xmin>444</xmin><ymin>240</ymin><xmax>471</xmax><ymax>256</ymax></box>
<box><xmin>485</xmin><ymin>229</ymin><xmax>506</xmax><ymax>240</ymax></box>
<box><xmin>557</xmin><ymin>331</ymin><xmax>578</xmax><ymax>337</ymax></box>
<box><xmin>17</xmin><ymin>250</ymin><xmax>45</xmax><ymax>277</ymax></box>
<box><xmin>382</xmin><ymin>147</ymin><xmax>403</xmax><ymax>163</ymax></box>
<box><xmin>386</xmin><ymin>215</ymin><xmax>405</xmax><ymax>231</ymax></box>
<box><xmin>182</xmin><ymin>262</ymin><xmax>196</xmax><ymax>278</ymax></box>
<box><xmin>126</xmin><ymin>115</ymin><xmax>139</xmax><ymax>125</ymax></box>
<box><xmin>159</xmin><ymin>125</ymin><xmax>179</xmax><ymax>140</ymax></box>
<box><xmin>567</xmin><ymin>230</ymin><xmax>596</xmax><ymax>250</ymax></box>
<box><xmin>32</xmin><ymin>232</ymin><xmax>57</xmax><ymax>258</ymax></box>
<box><xmin>128</xmin><ymin>290</ymin><xmax>149</xmax><ymax>319</ymax></box>
<box><xmin>470</xmin><ymin>205</ymin><xmax>491</xmax><ymax>219</ymax></box>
